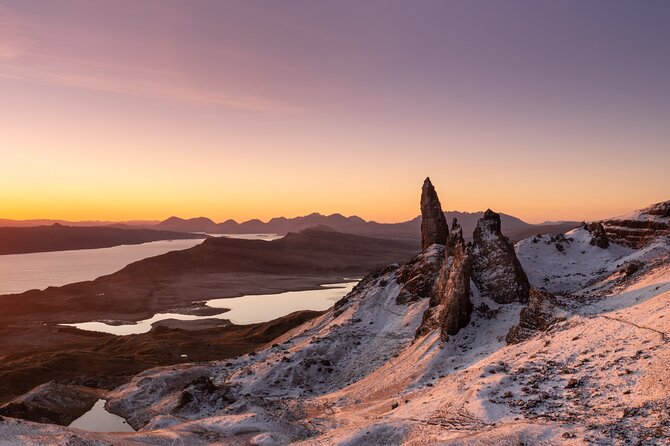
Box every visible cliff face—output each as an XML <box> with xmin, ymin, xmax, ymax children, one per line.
<box><xmin>602</xmin><ymin>201</ymin><xmax>670</xmax><ymax>248</ymax></box>
<box><xmin>471</xmin><ymin>209</ymin><xmax>530</xmax><ymax>304</ymax></box>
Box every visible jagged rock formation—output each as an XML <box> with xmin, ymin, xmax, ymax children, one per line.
<box><xmin>506</xmin><ymin>288</ymin><xmax>564</xmax><ymax>344</ymax></box>
<box><xmin>471</xmin><ymin>209</ymin><xmax>530</xmax><ymax>304</ymax></box>
<box><xmin>420</xmin><ymin>177</ymin><xmax>448</xmax><ymax>250</ymax></box>
<box><xmin>395</xmin><ymin>245</ymin><xmax>444</xmax><ymax>304</ymax></box>
<box><xmin>417</xmin><ymin>220</ymin><xmax>473</xmax><ymax>339</ymax></box>
<box><xmin>601</xmin><ymin>200</ymin><xmax>670</xmax><ymax>248</ymax></box>
<box><xmin>586</xmin><ymin>222</ymin><xmax>609</xmax><ymax>249</ymax></box>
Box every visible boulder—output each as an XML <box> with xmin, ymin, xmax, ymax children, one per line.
<box><xmin>506</xmin><ymin>288</ymin><xmax>564</xmax><ymax>344</ymax></box>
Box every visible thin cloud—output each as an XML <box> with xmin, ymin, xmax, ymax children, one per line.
<box><xmin>0</xmin><ymin>55</ymin><xmax>300</xmax><ymax>113</ymax></box>
<box><xmin>0</xmin><ymin>2</ymin><xmax>305</xmax><ymax>112</ymax></box>
<box><xmin>0</xmin><ymin>6</ymin><xmax>25</xmax><ymax>60</ymax></box>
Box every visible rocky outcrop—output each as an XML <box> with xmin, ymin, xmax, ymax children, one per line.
<box><xmin>644</xmin><ymin>201</ymin><xmax>670</xmax><ymax>218</ymax></box>
<box><xmin>174</xmin><ymin>376</ymin><xmax>236</xmax><ymax>414</ymax></box>
<box><xmin>601</xmin><ymin>200</ymin><xmax>670</xmax><ymax>248</ymax></box>
<box><xmin>417</xmin><ymin>221</ymin><xmax>473</xmax><ymax>340</ymax></box>
<box><xmin>471</xmin><ymin>210</ymin><xmax>530</xmax><ymax>304</ymax></box>
<box><xmin>506</xmin><ymin>288</ymin><xmax>564</xmax><ymax>344</ymax></box>
<box><xmin>420</xmin><ymin>177</ymin><xmax>448</xmax><ymax>250</ymax></box>
<box><xmin>396</xmin><ymin>245</ymin><xmax>444</xmax><ymax>304</ymax></box>
<box><xmin>586</xmin><ymin>222</ymin><xmax>609</xmax><ymax>249</ymax></box>
<box><xmin>0</xmin><ymin>382</ymin><xmax>101</xmax><ymax>426</ymax></box>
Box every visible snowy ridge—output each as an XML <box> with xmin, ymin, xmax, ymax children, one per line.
<box><xmin>516</xmin><ymin>227</ymin><xmax>670</xmax><ymax>297</ymax></box>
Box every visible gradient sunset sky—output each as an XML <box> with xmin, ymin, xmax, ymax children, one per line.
<box><xmin>1</xmin><ymin>0</ymin><xmax>668</xmax><ymax>224</ymax></box>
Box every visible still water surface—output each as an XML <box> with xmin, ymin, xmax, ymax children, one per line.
<box><xmin>65</xmin><ymin>282</ymin><xmax>358</xmax><ymax>335</ymax></box>
<box><xmin>0</xmin><ymin>234</ymin><xmax>279</xmax><ymax>295</ymax></box>
<box><xmin>69</xmin><ymin>399</ymin><xmax>135</xmax><ymax>433</ymax></box>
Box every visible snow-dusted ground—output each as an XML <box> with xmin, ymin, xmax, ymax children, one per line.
<box><xmin>2</xmin><ymin>229</ymin><xmax>670</xmax><ymax>445</ymax></box>
<box><xmin>516</xmin><ymin>227</ymin><xmax>670</xmax><ymax>297</ymax></box>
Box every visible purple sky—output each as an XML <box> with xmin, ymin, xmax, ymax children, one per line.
<box><xmin>1</xmin><ymin>1</ymin><xmax>668</xmax><ymax>222</ymax></box>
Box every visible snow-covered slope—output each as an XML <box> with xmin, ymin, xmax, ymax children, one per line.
<box><xmin>516</xmin><ymin>227</ymin><xmax>633</xmax><ymax>294</ymax></box>
<box><xmin>516</xmin><ymin>227</ymin><xmax>670</xmax><ymax>296</ymax></box>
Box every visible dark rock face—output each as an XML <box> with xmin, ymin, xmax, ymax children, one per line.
<box><xmin>471</xmin><ymin>210</ymin><xmax>530</xmax><ymax>304</ymax></box>
<box><xmin>587</xmin><ymin>222</ymin><xmax>609</xmax><ymax>249</ymax></box>
<box><xmin>396</xmin><ymin>246</ymin><xmax>444</xmax><ymax>305</ymax></box>
<box><xmin>506</xmin><ymin>288</ymin><xmax>563</xmax><ymax>344</ymax></box>
<box><xmin>420</xmin><ymin>177</ymin><xmax>448</xmax><ymax>250</ymax></box>
<box><xmin>0</xmin><ymin>382</ymin><xmax>100</xmax><ymax>426</ymax></box>
<box><xmin>417</xmin><ymin>221</ymin><xmax>473</xmax><ymax>340</ymax></box>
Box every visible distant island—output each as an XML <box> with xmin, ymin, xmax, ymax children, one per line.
<box><xmin>0</xmin><ymin>224</ymin><xmax>205</xmax><ymax>255</ymax></box>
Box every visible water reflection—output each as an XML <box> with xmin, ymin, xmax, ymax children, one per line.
<box><xmin>64</xmin><ymin>281</ymin><xmax>357</xmax><ymax>336</ymax></box>
<box><xmin>69</xmin><ymin>399</ymin><xmax>135</xmax><ymax>433</ymax></box>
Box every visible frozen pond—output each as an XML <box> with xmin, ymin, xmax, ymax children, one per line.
<box><xmin>0</xmin><ymin>234</ymin><xmax>280</xmax><ymax>295</ymax></box>
<box><xmin>69</xmin><ymin>399</ymin><xmax>135</xmax><ymax>433</ymax></box>
<box><xmin>64</xmin><ymin>281</ymin><xmax>358</xmax><ymax>335</ymax></box>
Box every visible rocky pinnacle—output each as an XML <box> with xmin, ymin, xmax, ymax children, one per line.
<box><xmin>422</xmin><ymin>221</ymin><xmax>474</xmax><ymax>340</ymax></box>
<box><xmin>420</xmin><ymin>177</ymin><xmax>449</xmax><ymax>250</ymax></box>
<box><xmin>471</xmin><ymin>209</ymin><xmax>530</xmax><ymax>304</ymax></box>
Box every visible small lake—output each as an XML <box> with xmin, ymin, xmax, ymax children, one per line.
<box><xmin>0</xmin><ymin>234</ymin><xmax>280</xmax><ymax>295</ymax></box>
<box><xmin>209</xmin><ymin>233</ymin><xmax>284</xmax><ymax>241</ymax></box>
<box><xmin>69</xmin><ymin>399</ymin><xmax>135</xmax><ymax>433</ymax></box>
<box><xmin>64</xmin><ymin>281</ymin><xmax>358</xmax><ymax>335</ymax></box>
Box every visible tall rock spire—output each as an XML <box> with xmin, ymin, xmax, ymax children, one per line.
<box><xmin>420</xmin><ymin>177</ymin><xmax>448</xmax><ymax>250</ymax></box>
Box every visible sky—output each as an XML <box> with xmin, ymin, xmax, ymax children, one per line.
<box><xmin>1</xmin><ymin>0</ymin><xmax>668</xmax><ymax>224</ymax></box>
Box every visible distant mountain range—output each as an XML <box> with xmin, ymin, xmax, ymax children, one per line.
<box><xmin>0</xmin><ymin>212</ymin><xmax>580</xmax><ymax>243</ymax></box>
<box><xmin>152</xmin><ymin>212</ymin><xmax>580</xmax><ymax>243</ymax></box>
